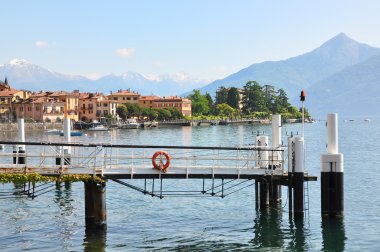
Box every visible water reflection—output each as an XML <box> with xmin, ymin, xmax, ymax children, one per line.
<box><xmin>251</xmin><ymin>209</ymin><xmax>284</xmax><ymax>249</ymax></box>
<box><xmin>83</xmin><ymin>225</ymin><xmax>107</xmax><ymax>252</ymax></box>
<box><xmin>250</xmin><ymin>209</ymin><xmax>312</xmax><ymax>251</ymax></box>
<box><xmin>321</xmin><ymin>218</ymin><xmax>346</xmax><ymax>252</ymax></box>
<box><xmin>286</xmin><ymin>217</ymin><xmax>310</xmax><ymax>251</ymax></box>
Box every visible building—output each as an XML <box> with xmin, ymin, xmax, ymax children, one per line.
<box><xmin>153</xmin><ymin>96</ymin><xmax>192</xmax><ymax>117</ymax></box>
<box><xmin>12</xmin><ymin>91</ymin><xmax>79</xmax><ymax>122</ymax></box>
<box><xmin>108</xmin><ymin>89</ymin><xmax>140</xmax><ymax>104</ymax></box>
<box><xmin>139</xmin><ymin>95</ymin><xmax>161</xmax><ymax>108</ymax></box>
<box><xmin>0</xmin><ymin>79</ymin><xmax>30</xmax><ymax>122</ymax></box>
<box><xmin>79</xmin><ymin>93</ymin><xmax>118</xmax><ymax>122</ymax></box>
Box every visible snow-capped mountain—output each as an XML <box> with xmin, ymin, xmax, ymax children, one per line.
<box><xmin>0</xmin><ymin>59</ymin><xmax>206</xmax><ymax>96</ymax></box>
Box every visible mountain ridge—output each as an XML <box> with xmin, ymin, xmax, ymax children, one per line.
<box><xmin>194</xmin><ymin>33</ymin><xmax>380</xmax><ymax>99</ymax></box>
<box><xmin>0</xmin><ymin>59</ymin><xmax>206</xmax><ymax>96</ymax></box>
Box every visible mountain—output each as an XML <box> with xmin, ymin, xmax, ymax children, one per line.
<box><xmin>95</xmin><ymin>72</ymin><xmax>205</xmax><ymax>96</ymax></box>
<box><xmin>0</xmin><ymin>59</ymin><xmax>206</xmax><ymax>96</ymax></box>
<box><xmin>0</xmin><ymin>59</ymin><xmax>93</xmax><ymax>91</ymax></box>
<box><xmin>305</xmin><ymin>54</ymin><xmax>380</xmax><ymax>117</ymax></box>
<box><xmin>196</xmin><ymin>33</ymin><xmax>380</xmax><ymax>99</ymax></box>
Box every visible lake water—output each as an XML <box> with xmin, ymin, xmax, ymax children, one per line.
<box><xmin>0</xmin><ymin>118</ymin><xmax>379</xmax><ymax>251</ymax></box>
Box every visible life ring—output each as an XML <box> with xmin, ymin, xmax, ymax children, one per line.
<box><xmin>152</xmin><ymin>150</ymin><xmax>171</xmax><ymax>172</ymax></box>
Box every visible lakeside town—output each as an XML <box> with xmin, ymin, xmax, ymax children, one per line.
<box><xmin>0</xmin><ymin>77</ymin><xmax>192</xmax><ymax>125</ymax></box>
<box><xmin>0</xmin><ymin>77</ymin><xmax>312</xmax><ymax>131</ymax></box>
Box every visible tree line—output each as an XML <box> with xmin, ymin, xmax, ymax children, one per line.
<box><xmin>115</xmin><ymin>80</ymin><xmax>309</xmax><ymax>121</ymax></box>
<box><xmin>116</xmin><ymin>103</ymin><xmax>184</xmax><ymax>121</ymax></box>
<box><xmin>188</xmin><ymin>81</ymin><xmax>309</xmax><ymax>119</ymax></box>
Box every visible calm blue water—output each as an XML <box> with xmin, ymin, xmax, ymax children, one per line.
<box><xmin>0</xmin><ymin>119</ymin><xmax>379</xmax><ymax>251</ymax></box>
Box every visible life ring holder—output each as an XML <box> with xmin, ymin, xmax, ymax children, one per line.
<box><xmin>152</xmin><ymin>150</ymin><xmax>171</xmax><ymax>172</ymax></box>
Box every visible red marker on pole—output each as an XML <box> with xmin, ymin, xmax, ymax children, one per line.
<box><xmin>300</xmin><ymin>90</ymin><xmax>306</xmax><ymax>101</ymax></box>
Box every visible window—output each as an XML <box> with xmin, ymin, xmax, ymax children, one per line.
<box><xmin>127</xmin><ymin>97</ymin><xmax>131</xmax><ymax>100</ymax></box>
<box><xmin>114</xmin><ymin>97</ymin><xmax>118</xmax><ymax>100</ymax></box>
<box><xmin>133</xmin><ymin>97</ymin><xmax>138</xmax><ymax>100</ymax></box>
<box><xmin>123</xmin><ymin>97</ymin><xmax>126</xmax><ymax>100</ymax></box>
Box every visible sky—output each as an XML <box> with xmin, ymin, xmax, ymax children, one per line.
<box><xmin>1</xmin><ymin>0</ymin><xmax>380</xmax><ymax>82</ymax></box>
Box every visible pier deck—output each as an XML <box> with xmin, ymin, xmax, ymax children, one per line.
<box><xmin>0</xmin><ymin>141</ymin><xmax>316</xmax><ymax>182</ymax></box>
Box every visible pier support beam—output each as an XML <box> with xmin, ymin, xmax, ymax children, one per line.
<box><xmin>269</xmin><ymin>178</ymin><xmax>281</xmax><ymax>207</ymax></box>
<box><xmin>293</xmin><ymin>137</ymin><xmax>304</xmax><ymax>217</ymax></box>
<box><xmin>321</xmin><ymin>113</ymin><xmax>344</xmax><ymax>218</ymax></box>
<box><xmin>288</xmin><ymin>136</ymin><xmax>304</xmax><ymax>216</ymax></box>
<box><xmin>85</xmin><ymin>181</ymin><xmax>107</xmax><ymax>229</ymax></box>
<box><xmin>256</xmin><ymin>179</ymin><xmax>269</xmax><ymax>210</ymax></box>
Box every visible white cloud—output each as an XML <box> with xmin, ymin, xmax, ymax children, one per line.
<box><xmin>115</xmin><ymin>48</ymin><xmax>135</xmax><ymax>58</ymax></box>
<box><xmin>35</xmin><ymin>40</ymin><xmax>49</xmax><ymax>48</ymax></box>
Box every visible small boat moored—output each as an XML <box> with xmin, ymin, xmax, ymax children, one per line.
<box><xmin>87</xmin><ymin>125</ymin><xmax>109</xmax><ymax>131</ymax></box>
<box><xmin>59</xmin><ymin>131</ymin><xmax>84</xmax><ymax>136</ymax></box>
<box><xmin>119</xmin><ymin>119</ymin><xmax>140</xmax><ymax>129</ymax></box>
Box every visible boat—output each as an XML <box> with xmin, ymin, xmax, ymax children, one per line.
<box><xmin>59</xmin><ymin>131</ymin><xmax>84</xmax><ymax>136</ymax></box>
<box><xmin>45</xmin><ymin>129</ymin><xmax>61</xmax><ymax>135</ymax></box>
<box><xmin>87</xmin><ymin>125</ymin><xmax>109</xmax><ymax>131</ymax></box>
<box><xmin>119</xmin><ymin>119</ymin><xmax>140</xmax><ymax>129</ymax></box>
<box><xmin>364</xmin><ymin>119</ymin><xmax>371</xmax><ymax>122</ymax></box>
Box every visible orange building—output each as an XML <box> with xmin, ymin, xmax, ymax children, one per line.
<box><xmin>153</xmin><ymin>96</ymin><xmax>192</xmax><ymax>117</ymax></box>
<box><xmin>108</xmin><ymin>89</ymin><xmax>140</xmax><ymax>104</ymax></box>
<box><xmin>13</xmin><ymin>91</ymin><xmax>79</xmax><ymax>122</ymax></box>
<box><xmin>139</xmin><ymin>95</ymin><xmax>161</xmax><ymax>108</ymax></box>
<box><xmin>0</xmin><ymin>79</ymin><xmax>30</xmax><ymax>122</ymax></box>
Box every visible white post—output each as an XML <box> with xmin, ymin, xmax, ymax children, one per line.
<box><xmin>256</xmin><ymin>135</ymin><xmax>268</xmax><ymax>168</ymax></box>
<box><xmin>288</xmin><ymin>136</ymin><xmax>295</xmax><ymax>173</ymax></box>
<box><xmin>17</xmin><ymin>118</ymin><xmax>26</xmax><ymax>151</ymax></box>
<box><xmin>326</xmin><ymin>113</ymin><xmax>338</xmax><ymax>154</ymax></box>
<box><xmin>64</xmin><ymin>118</ymin><xmax>71</xmax><ymax>144</ymax></box>
<box><xmin>64</xmin><ymin>117</ymin><xmax>71</xmax><ymax>155</ymax></box>
<box><xmin>294</xmin><ymin>137</ymin><xmax>304</xmax><ymax>173</ymax></box>
<box><xmin>272</xmin><ymin>114</ymin><xmax>282</xmax><ymax>166</ymax></box>
<box><xmin>272</xmin><ymin>114</ymin><xmax>282</xmax><ymax>148</ymax></box>
<box><xmin>302</xmin><ymin>101</ymin><xmax>305</xmax><ymax>138</ymax></box>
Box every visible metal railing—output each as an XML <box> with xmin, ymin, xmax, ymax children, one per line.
<box><xmin>0</xmin><ymin>141</ymin><xmax>285</xmax><ymax>177</ymax></box>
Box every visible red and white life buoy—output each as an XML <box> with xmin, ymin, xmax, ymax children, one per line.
<box><xmin>152</xmin><ymin>150</ymin><xmax>171</xmax><ymax>172</ymax></box>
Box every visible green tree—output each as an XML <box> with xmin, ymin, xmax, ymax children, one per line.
<box><xmin>262</xmin><ymin>85</ymin><xmax>276</xmax><ymax>112</ymax></box>
<box><xmin>157</xmin><ymin>109</ymin><xmax>172</xmax><ymax>121</ymax></box>
<box><xmin>125</xmin><ymin>103</ymin><xmax>141</xmax><ymax>118</ymax></box>
<box><xmin>215</xmin><ymin>103</ymin><xmax>235</xmax><ymax>117</ymax></box>
<box><xmin>116</xmin><ymin>104</ymin><xmax>128</xmax><ymax>121</ymax></box>
<box><xmin>242</xmin><ymin>81</ymin><xmax>265</xmax><ymax>114</ymax></box>
<box><xmin>277</xmin><ymin>88</ymin><xmax>290</xmax><ymax>109</ymax></box>
<box><xmin>226</xmin><ymin>87</ymin><xmax>240</xmax><ymax>110</ymax></box>
<box><xmin>215</xmin><ymin>86</ymin><xmax>228</xmax><ymax>105</ymax></box>
<box><xmin>187</xmin><ymin>89</ymin><xmax>210</xmax><ymax>115</ymax></box>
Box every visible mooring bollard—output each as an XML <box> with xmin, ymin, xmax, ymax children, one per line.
<box><xmin>321</xmin><ymin>113</ymin><xmax>344</xmax><ymax>217</ymax></box>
